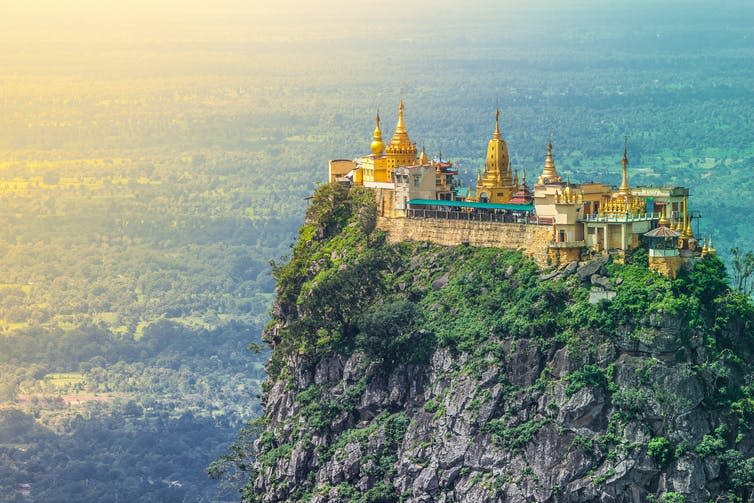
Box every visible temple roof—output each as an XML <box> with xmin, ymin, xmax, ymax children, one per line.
<box><xmin>508</xmin><ymin>182</ymin><xmax>533</xmax><ymax>204</ymax></box>
<box><xmin>644</xmin><ymin>226</ymin><xmax>681</xmax><ymax>238</ymax></box>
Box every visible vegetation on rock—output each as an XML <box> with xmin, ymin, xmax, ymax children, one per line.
<box><xmin>232</xmin><ymin>185</ymin><xmax>754</xmax><ymax>502</ymax></box>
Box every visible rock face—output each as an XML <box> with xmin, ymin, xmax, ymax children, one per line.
<box><xmin>250</xmin><ymin>331</ymin><xmax>746</xmax><ymax>503</ymax></box>
<box><xmin>241</xmin><ymin>185</ymin><xmax>754</xmax><ymax>503</ymax></box>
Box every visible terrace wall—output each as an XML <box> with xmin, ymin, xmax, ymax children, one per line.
<box><xmin>377</xmin><ymin>216</ymin><xmax>554</xmax><ymax>266</ymax></box>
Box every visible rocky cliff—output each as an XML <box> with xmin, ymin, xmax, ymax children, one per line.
<box><xmin>242</xmin><ymin>184</ymin><xmax>754</xmax><ymax>502</ymax></box>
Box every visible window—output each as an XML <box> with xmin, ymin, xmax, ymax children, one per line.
<box><xmin>559</xmin><ymin>230</ymin><xmax>566</xmax><ymax>242</ymax></box>
<box><xmin>413</xmin><ymin>175</ymin><xmax>421</xmax><ymax>187</ymax></box>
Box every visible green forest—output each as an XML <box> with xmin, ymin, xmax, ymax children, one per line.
<box><xmin>0</xmin><ymin>154</ymin><xmax>289</xmax><ymax>501</ymax></box>
<box><xmin>0</xmin><ymin>0</ymin><xmax>751</xmax><ymax>501</ymax></box>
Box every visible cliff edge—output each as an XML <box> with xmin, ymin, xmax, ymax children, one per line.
<box><xmin>242</xmin><ymin>184</ymin><xmax>754</xmax><ymax>502</ymax></box>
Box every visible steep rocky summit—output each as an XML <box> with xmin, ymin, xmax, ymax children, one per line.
<box><xmin>243</xmin><ymin>184</ymin><xmax>754</xmax><ymax>502</ymax></box>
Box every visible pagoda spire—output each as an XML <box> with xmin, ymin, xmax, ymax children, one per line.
<box><xmin>396</xmin><ymin>100</ymin><xmax>405</xmax><ymax>133</ymax></box>
<box><xmin>681</xmin><ymin>195</ymin><xmax>690</xmax><ymax>238</ymax></box>
<box><xmin>480</xmin><ymin>108</ymin><xmax>511</xmax><ymax>187</ymax></box>
<box><xmin>384</xmin><ymin>99</ymin><xmax>416</xmax><ymax>167</ymax></box>
<box><xmin>390</xmin><ymin>99</ymin><xmax>410</xmax><ymax>145</ymax></box>
<box><xmin>370</xmin><ymin>112</ymin><xmax>384</xmax><ymax>155</ymax></box>
<box><xmin>493</xmin><ymin>108</ymin><xmax>501</xmax><ymax>140</ymax></box>
<box><xmin>618</xmin><ymin>136</ymin><xmax>631</xmax><ymax>196</ymax></box>
<box><xmin>538</xmin><ymin>139</ymin><xmax>561</xmax><ymax>185</ymax></box>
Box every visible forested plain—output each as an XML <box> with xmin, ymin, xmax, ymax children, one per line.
<box><xmin>0</xmin><ymin>1</ymin><xmax>752</xmax><ymax>502</ymax></box>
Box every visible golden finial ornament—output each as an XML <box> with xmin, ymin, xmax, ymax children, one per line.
<box><xmin>370</xmin><ymin>112</ymin><xmax>385</xmax><ymax>155</ymax></box>
<box><xmin>681</xmin><ymin>215</ymin><xmax>691</xmax><ymax>239</ymax></box>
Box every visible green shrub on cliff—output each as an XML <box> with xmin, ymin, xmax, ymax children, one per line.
<box><xmin>356</xmin><ymin>299</ymin><xmax>432</xmax><ymax>366</ymax></box>
<box><xmin>648</xmin><ymin>436</ymin><xmax>673</xmax><ymax>468</ymax></box>
<box><xmin>265</xmin><ymin>184</ymin><xmax>384</xmax><ymax>377</ymax></box>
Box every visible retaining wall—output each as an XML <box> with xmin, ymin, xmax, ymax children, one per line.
<box><xmin>377</xmin><ymin>216</ymin><xmax>553</xmax><ymax>266</ymax></box>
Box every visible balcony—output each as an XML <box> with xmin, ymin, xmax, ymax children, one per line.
<box><xmin>579</xmin><ymin>213</ymin><xmax>658</xmax><ymax>223</ymax></box>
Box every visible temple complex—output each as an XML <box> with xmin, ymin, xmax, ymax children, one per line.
<box><xmin>328</xmin><ymin>102</ymin><xmax>707</xmax><ymax>276</ymax></box>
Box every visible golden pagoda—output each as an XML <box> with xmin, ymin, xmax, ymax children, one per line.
<box><xmin>536</xmin><ymin>141</ymin><xmax>562</xmax><ymax>185</ymax></box>
<box><xmin>384</xmin><ymin>100</ymin><xmax>418</xmax><ymax>177</ymax></box>
<box><xmin>370</xmin><ymin>113</ymin><xmax>384</xmax><ymax>156</ymax></box>
<box><xmin>360</xmin><ymin>112</ymin><xmax>391</xmax><ymax>183</ymax></box>
<box><xmin>601</xmin><ymin>142</ymin><xmax>646</xmax><ymax>216</ymax></box>
<box><xmin>474</xmin><ymin>109</ymin><xmax>516</xmax><ymax>203</ymax></box>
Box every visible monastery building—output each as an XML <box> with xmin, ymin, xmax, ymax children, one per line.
<box><xmin>328</xmin><ymin>101</ymin><xmax>713</xmax><ymax>277</ymax></box>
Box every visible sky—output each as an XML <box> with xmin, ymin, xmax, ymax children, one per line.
<box><xmin>3</xmin><ymin>0</ymin><xmax>728</xmax><ymax>44</ymax></box>
<box><xmin>1</xmin><ymin>1</ymin><xmax>750</xmax><ymax>50</ymax></box>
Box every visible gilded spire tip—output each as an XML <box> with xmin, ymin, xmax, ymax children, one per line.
<box><xmin>389</xmin><ymin>99</ymin><xmax>411</xmax><ymax>146</ymax></box>
<box><xmin>370</xmin><ymin>109</ymin><xmax>385</xmax><ymax>155</ymax></box>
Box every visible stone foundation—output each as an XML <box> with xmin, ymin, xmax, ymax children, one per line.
<box><xmin>377</xmin><ymin>216</ymin><xmax>553</xmax><ymax>266</ymax></box>
<box><xmin>547</xmin><ymin>246</ymin><xmax>582</xmax><ymax>266</ymax></box>
<box><xmin>648</xmin><ymin>255</ymin><xmax>683</xmax><ymax>279</ymax></box>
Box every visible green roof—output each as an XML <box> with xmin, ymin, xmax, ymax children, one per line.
<box><xmin>408</xmin><ymin>199</ymin><xmax>534</xmax><ymax>212</ymax></box>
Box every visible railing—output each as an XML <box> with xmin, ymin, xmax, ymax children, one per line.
<box><xmin>579</xmin><ymin>213</ymin><xmax>659</xmax><ymax>223</ymax></box>
<box><xmin>549</xmin><ymin>240</ymin><xmax>586</xmax><ymax>249</ymax></box>
<box><xmin>406</xmin><ymin>208</ymin><xmax>546</xmax><ymax>225</ymax></box>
